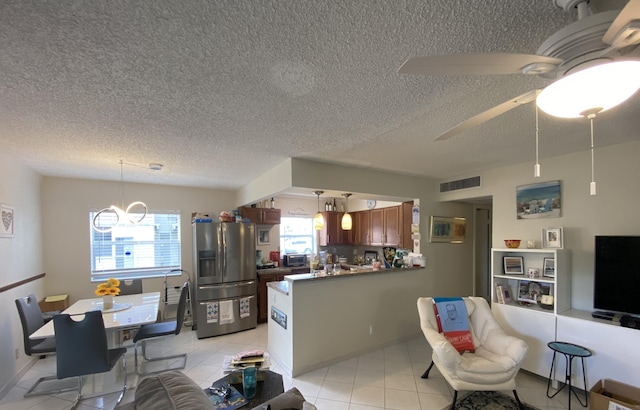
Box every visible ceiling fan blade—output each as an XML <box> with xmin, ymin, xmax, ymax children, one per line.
<box><xmin>398</xmin><ymin>53</ymin><xmax>562</xmax><ymax>75</ymax></box>
<box><xmin>602</xmin><ymin>0</ymin><xmax>640</xmax><ymax>47</ymax></box>
<box><xmin>434</xmin><ymin>90</ymin><xmax>540</xmax><ymax>141</ymax></box>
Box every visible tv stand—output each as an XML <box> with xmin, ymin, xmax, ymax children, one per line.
<box><xmin>591</xmin><ymin>311</ymin><xmax>616</xmax><ymax>320</ymax></box>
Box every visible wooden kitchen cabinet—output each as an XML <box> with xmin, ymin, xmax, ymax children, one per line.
<box><xmin>402</xmin><ymin>201</ymin><xmax>413</xmax><ymax>249</ymax></box>
<box><xmin>354</xmin><ymin>210</ymin><xmax>370</xmax><ymax>245</ymax></box>
<box><xmin>240</xmin><ymin>207</ymin><xmax>281</xmax><ymax>224</ymax></box>
<box><xmin>369</xmin><ymin>206</ymin><xmax>402</xmax><ymax>246</ymax></box>
<box><xmin>317</xmin><ymin>211</ymin><xmax>349</xmax><ymax>246</ymax></box>
<box><xmin>258</xmin><ymin>272</ymin><xmax>285</xmax><ymax>323</ymax></box>
<box><xmin>384</xmin><ymin>206</ymin><xmax>402</xmax><ymax>246</ymax></box>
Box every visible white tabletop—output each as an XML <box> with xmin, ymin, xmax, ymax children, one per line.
<box><xmin>30</xmin><ymin>292</ymin><xmax>161</xmax><ymax>340</ymax></box>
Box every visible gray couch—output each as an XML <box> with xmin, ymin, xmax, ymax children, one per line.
<box><xmin>117</xmin><ymin>370</ymin><xmax>316</xmax><ymax>410</ymax></box>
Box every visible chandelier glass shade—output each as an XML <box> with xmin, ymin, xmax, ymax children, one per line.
<box><xmin>536</xmin><ymin>61</ymin><xmax>640</xmax><ymax>118</ymax></box>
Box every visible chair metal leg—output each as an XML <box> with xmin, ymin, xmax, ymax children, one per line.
<box><xmin>449</xmin><ymin>390</ymin><xmax>458</xmax><ymax>410</ymax></box>
<box><xmin>24</xmin><ymin>374</ymin><xmax>81</xmax><ymax>398</ymax></box>
<box><xmin>134</xmin><ymin>340</ymin><xmax>187</xmax><ymax>375</ymax></box>
<box><xmin>421</xmin><ymin>361</ymin><xmax>435</xmax><ymax>379</ymax></box>
<box><xmin>513</xmin><ymin>389</ymin><xmax>525</xmax><ymax>410</ymax></box>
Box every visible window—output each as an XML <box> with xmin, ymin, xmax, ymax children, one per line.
<box><xmin>280</xmin><ymin>217</ymin><xmax>315</xmax><ymax>255</ymax></box>
<box><xmin>90</xmin><ymin>210</ymin><xmax>181</xmax><ymax>282</ymax></box>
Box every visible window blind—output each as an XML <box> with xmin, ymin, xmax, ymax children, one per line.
<box><xmin>90</xmin><ymin>210</ymin><xmax>181</xmax><ymax>282</ymax></box>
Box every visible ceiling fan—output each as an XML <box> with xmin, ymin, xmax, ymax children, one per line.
<box><xmin>399</xmin><ymin>0</ymin><xmax>640</xmax><ymax>141</ymax></box>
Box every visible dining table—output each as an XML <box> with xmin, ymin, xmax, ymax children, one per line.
<box><xmin>30</xmin><ymin>291</ymin><xmax>161</xmax><ymax>342</ymax></box>
<box><xmin>29</xmin><ymin>291</ymin><xmax>162</xmax><ymax>396</ymax></box>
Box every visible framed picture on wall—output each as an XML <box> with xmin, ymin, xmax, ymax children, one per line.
<box><xmin>257</xmin><ymin>228</ymin><xmax>270</xmax><ymax>245</ymax></box>
<box><xmin>0</xmin><ymin>204</ymin><xmax>14</xmax><ymax>238</ymax></box>
<box><xmin>429</xmin><ymin>216</ymin><xmax>466</xmax><ymax>243</ymax></box>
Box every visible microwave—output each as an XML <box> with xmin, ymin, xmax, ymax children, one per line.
<box><xmin>283</xmin><ymin>254</ymin><xmax>307</xmax><ymax>267</ymax></box>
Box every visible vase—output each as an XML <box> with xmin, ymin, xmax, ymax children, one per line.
<box><xmin>103</xmin><ymin>295</ymin><xmax>114</xmax><ymax>309</ymax></box>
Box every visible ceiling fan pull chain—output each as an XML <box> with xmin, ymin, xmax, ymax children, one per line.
<box><xmin>589</xmin><ymin>116</ymin><xmax>597</xmax><ymax>196</ymax></box>
<box><xmin>534</xmin><ymin>96</ymin><xmax>541</xmax><ymax>178</ymax></box>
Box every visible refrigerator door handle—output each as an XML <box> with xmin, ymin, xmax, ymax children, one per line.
<box><xmin>222</xmin><ymin>224</ymin><xmax>227</xmax><ymax>279</ymax></box>
<box><xmin>198</xmin><ymin>281</ymin><xmax>256</xmax><ymax>291</ymax></box>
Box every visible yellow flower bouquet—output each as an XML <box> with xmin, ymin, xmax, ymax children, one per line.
<box><xmin>95</xmin><ymin>278</ymin><xmax>121</xmax><ymax>296</ymax></box>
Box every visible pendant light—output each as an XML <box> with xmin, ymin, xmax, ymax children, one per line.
<box><xmin>341</xmin><ymin>193</ymin><xmax>352</xmax><ymax>230</ymax></box>
<box><xmin>92</xmin><ymin>160</ymin><xmax>149</xmax><ymax>233</ymax></box>
<box><xmin>313</xmin><ymin>191</ymin><xmax>325</xmax><ymax>230</ymax></box>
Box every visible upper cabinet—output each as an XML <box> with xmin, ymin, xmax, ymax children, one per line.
<box><xmin>240</xmin><ymin>207</ymin><xmax>281</xmax><ymax>224</ymax></box>
<box><xmin>317</xmin><ymin>211</ymin><xmax>350</xmax><ymax>246</ymax></box>
<box><xmin>354</xmin><ymin>210</ymin><xmax>370</xmax><ymax>245</ymax></box>
<box><xmin>369</xmin><ymin>206</ymin><xmax>402</xmax><ymax>246</ymax></box>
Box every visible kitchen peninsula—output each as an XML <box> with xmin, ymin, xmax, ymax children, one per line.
<box><xmin>267</xmin><ymin>266</ymin><xmax>427</xmax><ymax>377</ymax></box>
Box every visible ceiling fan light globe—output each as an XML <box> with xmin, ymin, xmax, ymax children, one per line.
<box><xmin>536</xmin><ymin>61</ymin><xmax>640</xmax><ymax>118</ymax></box>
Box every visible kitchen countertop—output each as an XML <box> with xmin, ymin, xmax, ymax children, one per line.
<box><xmin>267</xmin><ymin>280</ymin><xmax>289</xmax><ymax>295</ymax></box>
<box><xmin>257</xmin><ymin>266</ymin><xmax>310</xmax><ymax>275</ymax></box>
<box><xmin>284</xmin><ymin>265</ymin><xmax>423</xmax><ymax>282</ymax></box>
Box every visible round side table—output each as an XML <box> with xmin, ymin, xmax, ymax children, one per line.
<box><xmin>546</xmin><ymin>341</ymin><xmax>592</xmax><ymax>410</ymax></box>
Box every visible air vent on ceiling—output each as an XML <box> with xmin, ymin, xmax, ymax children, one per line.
<box><xmin>440</xmin><ymin>176</ymin><xmax>481</xmax><ymax>193</ymax></box>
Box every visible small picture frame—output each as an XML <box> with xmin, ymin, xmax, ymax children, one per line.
<box><xmin>517</xmin><ymin>280</ymin><xmax>553</xmax><ymax>304</ymax></box>
<box><xmin>0</xmin><ymin>204</ymin><xmax>15</xmax><ymax>238</ymax></box>
<box><xmin>542</xmin><ymin>227</ymin><xmax>563</xmax><ymax>249</ymax></box>
<box><xmin>503</xmin><ymin>256</ymin><xmax>524</xmax><ymax>275</ymax></box>
<box><xmin>257</xmin><ymin>228</ymin><xmax>270</xmax><ymax>245</ymax></box>
<box><xmin>543</xmin><ymin>258</ymin><xmax>555</xmax><ymax>278</ymax></box>
<box><xmin>496</xmin><ymin>284</ymin><xmax>513</xmax><ymax>304</ymax></box>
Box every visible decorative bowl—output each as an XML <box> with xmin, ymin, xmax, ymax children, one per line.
<box><xmin>504</xmin><ymin>239</ymin><xmax>521</xmax><ymax>248</ymax></box>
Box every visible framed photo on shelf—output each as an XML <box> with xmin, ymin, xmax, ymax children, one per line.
<box><xmin>503</xmin><ymin>256</ymin><xmax>524</xmax><ymax>275</ymax></box>
<box><xmin>543</xmin><ymin>258</ymin><xmax>555</xmax><ymax>277</ymax></box>
<box><xmin>518</xmin><ymin>280</ymin><xmax>552</xmax><ymax>303</ymax></box>
<box><xmin>496</xmin><ymin>285</ymin><xmax>513</xmax><ymax>304</ymax></box>
<box><xmin>542</xmin><ymin>227</ymin><xmax>563</xmax><ymax>248</ymax></box>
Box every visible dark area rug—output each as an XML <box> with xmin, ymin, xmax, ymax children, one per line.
<box><xmin>442</xmin><ymin>391</ymin><xmax>540</xmax><ymax>410</ymax></box>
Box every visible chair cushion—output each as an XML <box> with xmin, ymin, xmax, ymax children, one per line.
<box><xmin>133</xmin><ymin>321</ymin><xmax>178</xmax><ymax>342</ymax></box>
<box><xmin>134</xmin><ymin>370</ymin><xmax>211</xmax><ymax>410</ymax></box>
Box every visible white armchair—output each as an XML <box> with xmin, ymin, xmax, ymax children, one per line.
<box><xmin>417</xmin><ymin>297</ymin><xmax>528</xmax><ymax>410</ymax></box>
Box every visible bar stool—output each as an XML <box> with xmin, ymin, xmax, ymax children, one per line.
<box><xmin>546</xmin><ymin>341</ymin><xmax>592</xmax><ymax>409</ymax></box>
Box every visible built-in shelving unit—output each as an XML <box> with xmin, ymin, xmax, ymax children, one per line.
<box><xmin>490</xmin><ymin>248</ymin><xmax>570</xmax><ymax>378</ymax></box>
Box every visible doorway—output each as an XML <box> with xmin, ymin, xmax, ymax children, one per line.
<box><xmin>474</xmin><ymin>205</ymin><xmax>492</xmax><ymax>301</ymax></box>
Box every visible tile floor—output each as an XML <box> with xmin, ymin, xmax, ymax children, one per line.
<box><xmin>1</xmin><ymin>324</ymin><xmax>580</xmax><ymax>409</ymax></box>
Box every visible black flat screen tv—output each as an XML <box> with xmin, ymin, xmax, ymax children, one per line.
<box><xmin>594</xmin><ymin>235</ymin><xmax>640</xmax><ymax>316</ymax></box>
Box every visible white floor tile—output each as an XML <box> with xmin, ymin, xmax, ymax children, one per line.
<box><xmin>1</xmin><ymin>324</ymin><xmax>570</xmax><ymax>410</ymax></box>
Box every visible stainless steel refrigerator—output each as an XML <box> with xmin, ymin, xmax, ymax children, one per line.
<box><xmin>192</xmin><ymin>221</ymin><xmax>257</xmax><ymax>338</ymax></box>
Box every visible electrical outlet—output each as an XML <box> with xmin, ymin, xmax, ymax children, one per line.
<box><xmin>15</xmin><ymin>348</ymin><xmax>19</xmax><ymax>360</ymax></box>
<box><xmin>353</xmin><ymin>249</ymin><xmax>357</xmax><ymax>255</ymax></box>
<box><xmin>369</xmin><ymin>325</ymin><xmax>373</xmax><ymax>335</ymax></box>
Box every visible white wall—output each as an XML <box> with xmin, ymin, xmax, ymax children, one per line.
<box><xmin>0</xmin><ymin>155</ymin><xmax>44</xmax><ymax>397</ymax></box>
<box><xmin>440</xmin><ymin>139</ymin><xmax>640</xmax><ymax>311</ymax></box>
<box><xmin>41</xmin><ymin>177</ymin><xmax>237</xmax><ymax>303</ymax></box>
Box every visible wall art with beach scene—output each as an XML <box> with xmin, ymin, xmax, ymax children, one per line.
<box><xmin>516</xmin><ymin>180</ymin><xmax>561</xmax><ymax>219</ymax></box>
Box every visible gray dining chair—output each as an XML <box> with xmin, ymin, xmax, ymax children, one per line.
<box><xmin>118</xmin><ymin>279</ymin><xmax>143</xmax><ymax>295</ymax></box>
<box><xmin>15</xmin><ymin>294</ymin><xmax>79</xmax><ymax>397</ymax></box>
<box><xmin>133</xmin><ymin>281</ymin><xmax>189</xmax><ymax>375</ymax></box>
<box><xmin>53</xmin><ymin>310</ymin><xmax>128</xmax><ymax>409</ymax></box>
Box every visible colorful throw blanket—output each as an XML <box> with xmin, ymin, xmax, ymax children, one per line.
<box><xmin>433</xmin><ymin>297</ymin><xmax>475</xmax><ymax>353</ymax></box>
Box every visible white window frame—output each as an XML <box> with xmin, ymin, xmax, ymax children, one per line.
<box><xmin>90</xmin><ymin>209</ymin><xmax>182</xmax><ymax>282</ymax></box>
<box><xmin>280</xmin><ymin>216</ymin><xmax>316</xmax><ymax>256</ymax></box>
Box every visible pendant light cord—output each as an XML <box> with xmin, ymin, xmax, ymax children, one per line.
<box><xmin>590</xmin><ymin>115</ymin><xmax>596</xmax><ymax>192</ymax></box>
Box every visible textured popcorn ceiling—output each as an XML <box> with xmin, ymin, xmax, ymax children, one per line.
<box><xmin>1</xmin><ymin>1</ymin><xmax>639</xmax><ymax>190</ymax></box>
